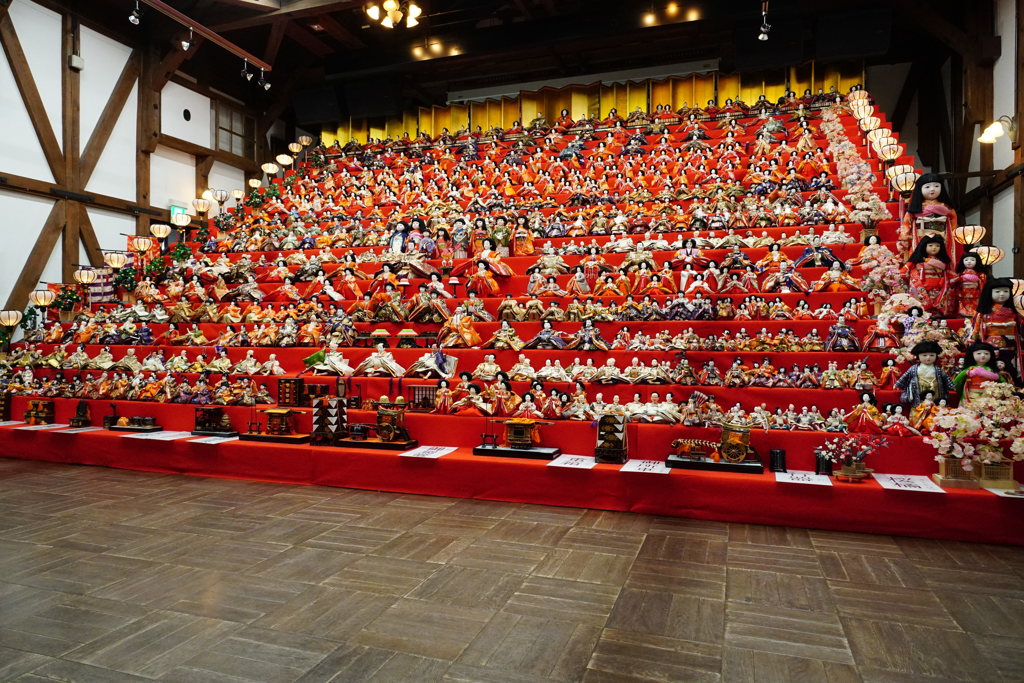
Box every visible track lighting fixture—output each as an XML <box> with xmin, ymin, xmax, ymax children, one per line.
<box><xmin>180</xmin><ymin>27</ymin><xmax>193</xmax><ymax>51</ymax></box>
<box><xmin>241</xmin><ymin>59</ymin><xmax>253</xmax><ymax>81</ymax></box>
<box><xmin>758</xmin><ymin>0</ymin><xmax>771</xmax><ymax>40</ymax></box>
<box><xmin>128</xmin><ymin>0</ymin><xmax>142</xmax><ymax>25</ymax></box>
<box><xmin>259</xmin><ymin>68</ymin><xmax>271</xmax><ymax>91</ymax></box>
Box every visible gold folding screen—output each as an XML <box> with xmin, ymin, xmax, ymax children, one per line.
<box><xmin>322</xmin><ymin>61</ymin><xmax>863</xmax><ymax>144</ymax></box>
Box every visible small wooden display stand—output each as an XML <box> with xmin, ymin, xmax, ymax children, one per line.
<box><xmin>240</xmin><ymin>408</ymin><xmax>309</xmax><ymax>444</ymax></box>
<box><xmin>192</xmin><ymin>406</ymin><xmax>239</xmax><ymax>438</ymax></box>
<box><xmin>474</xmin><ymin>418</ymin><xmax>561</xmax><ymax>460</ymax></box>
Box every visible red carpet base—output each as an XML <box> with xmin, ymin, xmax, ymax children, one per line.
<box><xmin>2</xmin><ymin>425</ymin><xmax>1021</xmax><ymax>546</ymax></box>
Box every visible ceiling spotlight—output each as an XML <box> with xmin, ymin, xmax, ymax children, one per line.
<box><xmin>429</xmin><ymin>40</ymin><xmax>442</xmax><ymax>54</ymax></box>
<box><xmin>406</xmin><ymin>15</ymin><xmax>418</xmax><ymax>27</ymax></box>
<box><xmin>241</xmin><ymin>59</ymin><xmax>253</xmax><ymax>81</ymax></box>
<box><xmin>412</xmin><ymin>45</ymin><xmax>424</xmax><ymax>58</ymax></box>
<box><xmin>381</xmin><ymin>15</ymin><xmax>394</xmax><ymax>28</ymax></box>
<box><xmin>259</xmin><ymin>69</ymin><xmax>271</xmax><ymax>91</ymax></box>
<box><xmin>449</xmin><ymin>46</ymin><xmax>460</xmax><ymax>56</ymax></box>
<box><xmin>642</xmin><ymin>12</ymin><xmax>656</xmax><ymax>26</ymax></box>
<box><xmin>128</xmin><ymin>0</ymin><xmax>141</xmax><ymax>25</ymax></box>
<box><xmin>180</xmin><ymin>27</ymin><xmax>193</xmax><ymax>51</ymax></box>
<box><xmin>408</xmin><ymin>3</ymin><xmax>422</xmax><ymax>19</ymax></box>
<box><xmin>758</xmin><ymin>0</ymin><xmax>770</xmax><ymax>40</ymax></box>
<box><xmin>366</xmin><ymin>4</ymin><xmax>381</xmax><ymax>21</ymax></box>
<box><xmin>666</xmin><ymin>2</ymin><xmax>679</xmax><ymax>17</ymax></box>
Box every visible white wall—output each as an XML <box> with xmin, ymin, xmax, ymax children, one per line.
<box><xmin>79</xmin><ymin>26</ymin><xmax>132</xmax><ymax>155</ymax></box>
<box><xmin>0</xmin><ymin>194</ymin><xmax>62</xmax><ymax>304</ymax></box>
<box><xmin>8</xmin><ymin>0</ymin><xmax>62</xmax><ymax>151</ymax></box>
<box><xmin>161</xmin><ymin>81</ymin><xmax>212</xmax><ymax>148</ymax></box>
<box><xmin>86</xmin><ymin>82</ymin><xmax>137</xmax><ymax>198</ymax></box>
<box><xmin>208</xmin><ymin>161</ymin><xmax>246</xmax><ymax>212</ymax></box>
<box><xmin>151</xmin><ymin>144</ymin><xmax>196</xmax><ymax>213</ymax></box>
<box><xmin>991</xmin><ymin>0</ymin><xmax>1017</xmax><ymax>275</ymax></box>
<box><xmin>0</xmin><ymin>1</ymin><xmax>58</xmax><ymax>182</ymax></box>
<box><xmin>83</xmin><ymin>207</ymin><xmax>136</xmax><ymax>264</ymax></box>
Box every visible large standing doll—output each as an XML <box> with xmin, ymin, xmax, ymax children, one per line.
<box><xmin>901</xmin><ymin>235</ymin><xmax>953</xmax><ymax>317</ymax></box>
<box><xmin>898</xmin><ymin>173</ymin><xmax>957</xmax><ymax>257</ymax></box>
<box><xmin>950</xmin><ymin>251</ymin><xmax>988</xmax><ymax>318</ymax></box>
<box><xmin>973</xmin><ymin>278</ymin><xmax>1022</xmax><ymax>374</ymax></box>
<box><xmin>953</xmin><ymin>341</ymin><xmax>1004</xmax><ymax>404</ymax></box>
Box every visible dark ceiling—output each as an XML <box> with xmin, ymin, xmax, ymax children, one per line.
<box><xmin>46</xmin><ymin>0</ymin><xmax>966</xmax><ymax>124</ymax></box>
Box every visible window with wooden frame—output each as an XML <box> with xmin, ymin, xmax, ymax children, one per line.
<box><xmin>214</xmin><ymin>102</ymin><xmax>256</xmax><ymax>159</ymax></box>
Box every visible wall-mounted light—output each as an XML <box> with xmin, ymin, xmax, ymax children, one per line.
<box><xmin>978</xmin><ymin>115</ymin><xmax>1017</xmax><ymax>144</ymax></box>
<box><xmin>258</xmin><ymin>68</ymin><xmax>271</xmax><ymax>91</ymax></box>
<box><xmin>180</xmin><ymin>26</ymin><xmax>193</xmax><ymax>51</ymax></box>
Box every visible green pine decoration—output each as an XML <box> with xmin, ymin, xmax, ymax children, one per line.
<box><xmin>54</xmin><ymin>286</ymin><xmax>83</xmax><ymax>311</ymax></box>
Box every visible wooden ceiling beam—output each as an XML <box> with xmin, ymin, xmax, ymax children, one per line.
<box><xmin>314</xmin><ymin>13</ymin><xmax>364</xmax><ymax>50</ymax></box>
<box><xmin>151</xmin><ymin>36</ymin><xmax>206</xmax><ymax>91</ymax></box>
<box><xmin>211</xmin><ymin>0</ymin><xmax>281</xmax><ymax>10</ymax></box>
<box><xmin>284</xmin><ymin>20</ymin><xmax>333</xmax><ymax>57</ymax></box>
<box><xmin>264</xmin><ymin>18</ymin><xmax>287</xmax><ymax>64</ymax></box>
<box><xmin>0</xmin><ymin>14</ymin><xmax>66</xmax><ymax>185</ymax></box>
<box><xmin>212</xmin><ymin>0</ymin><xmax>357</xmax><ymax>31</ymax></box>
<box><xmin>156</xmin><ymin>133</ymin><xmax>261</xmax><ymax>173</ymax></box>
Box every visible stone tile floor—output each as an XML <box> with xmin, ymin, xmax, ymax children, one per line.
<box><xmin>0</xmin><ymin>458</ymin><xmax>1021</xmax><ymax>682</ymax></box>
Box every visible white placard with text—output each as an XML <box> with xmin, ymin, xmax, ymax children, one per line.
<box><xmin>54</xmin><ymin>426</ymin><xmax>104</xmax><ymax>434</ymax></box>
<box><xmin>399</xmin><ymin>445</ymin><xmax>456</xmax><ymax>459</ymax></box>
<box><xmin>145</xmin><ymin>431</ymin><xmax>197</xmax><ymax>441</ymax></box>
<box><xmin>873</xmin><ymin>473</ymin><xmax>947</xmax><ymax>493</ymax></box>
<box><xmin>986</xmin><ymin>488</ymin><xmax>1024</xmax><ymax>499</ymax></box>
<box><xmin>189</xmin><ymin>435</ymin><xmax>239</xmax><ymax>445</ymax></box>
<box><xmin>0</xmin><ymin>421</ymin><xmax>26</xmax><ymax>427</ymax></box>
<box><xmin>548</xmin><ymin>454</ymin><xmax>597</xmax><ymax>469</ymax></box>
<box><xmin>775</xmin><ymin>470</ymin><xmax>834</xmax><ymax>486</ymax></box>
<box><xmin>15</xmin><ymin>424</ymin><xmax>69</xmax><ymax>431</ymax></box>
<box><xmin>620</xmin><ymin>459</ymin><xmax>672</xmax><ymax>474</ymax></box>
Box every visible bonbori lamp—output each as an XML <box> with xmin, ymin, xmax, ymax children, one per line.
<box><xmin>973</xmin><ymin>245</ymin><xmax>1005</xmax><ymax>267</ymax></box>
<box><xmin>952</xmin><ymin>225</ymin><xmax>987</xmax><ymax>251</ymax></box>
<box><xmin>73</xmin><ymin>267</ymin><xmax>98</xmax><ymax>307</ymax></box>
<box><xmin>28</xmin><ymin>289</ymin><xmax>55</xmax><ymax>324</ymax></box>
<box><xmin>866</xmin><ymin>128</ymin><xmax>892</xmax><ymax>146</ymax></box>
<box><xmin>0</xmin><ymin>309</ymin><xmax>23</xmax><ymax>352</ymax></box>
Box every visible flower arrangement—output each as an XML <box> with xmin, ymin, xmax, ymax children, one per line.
<box><xmin>861</xmin><ymin>263</ymin><xmax>907</xmax><ymax>302</ymax></box>
<box><xmin>54</xmin><ymin>285</ymin><xmax>83</xmax><ymax>311</ymax></box>
<box><xmin>924</xmin><ymin>381</ymin><xmax>1024</xmax><ymax>469</ymax></box>
<box><xmin>815</xmin><ymin>432</ymin><xmax>890</xmax><ymax>466</ymax></box>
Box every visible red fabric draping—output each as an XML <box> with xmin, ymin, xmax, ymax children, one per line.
<box><xmin>0</xmin><ymin>426</ymin><xmax>1020</xmax><ymax>545</ymax></box>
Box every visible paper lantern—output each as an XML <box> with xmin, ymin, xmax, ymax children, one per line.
<box><xmin>1014</xmin><ymin>294</ymin><xmax>1024</xmax><ymax>315</ymax></box>
<box><xmin>192</xmin><ymin>198</ymin><xmax>211</xmax><ymax>214</ymax></box>
<box><xmin>298</xmin><ymin>135</ymin><xmax>314</xmax><ymax>146</ymax></box>
<box><xmin>275</xmin><ymin>154</ymin><xmax>294</xmax><ymax>166</ymax></box>
<box><xmin>973</xmin><ymin>246</ymin><xmax>1005</xmax><ymax>266</ymax></box>
<box><xmin>877</xmin><ymin>144</ymin><xmax>903</xmax><ymax>162</ymax></box>
<box><xmin>129</xmin><ymin>236</ymin><xmax>154</xmax><ymax>253</ymax></box>
<box><xmin>848</xmin><ymin>90</ymin><xmax>870</xmax><ymax>102</ymax></box>
<box><xmin>170</xmin><ymin>213</ymin><xmax>192</xmax><ymax>228</ymax></box>
<box><xmin>28</xmin><ymin>289</ymin><xmax>56</xmax><ymax>307</ymax></box>
<box><xmin>890</xmin><ymin>171</ymin><xmax>920</xmax><ymax>194</ymax></box>
<box><xmin>104</xmin><ymin>252</ymin><xmax>128</xmax><ymax>269</ymax></box>
<box><xmin>885</xmin><ymin>164</ymin><xmax>915</xmax><ymax>181</ymax></box>
<box><xmin>150</xmin><ymin>224</ymin><xmax>172</xmax><ymax>239</ymax></box>
<box><xmin>952</xmin><ymin>225</ymin><xmax>986</xmax><ymax>245</ymax></box>
<box><xmin>871</xmin><ymin>135</ymin><xmax>898</xmax><ymax>152</ymax></box>
<box><xmin>261</xmin><ymin>162</ymin><xmax>280</xmax><ymax>175</ymax></box>
<box><xmin>73</xmin><ymin>268</ymin><xmax>97</xmax><ymax>285</ymax></box>
<box><xmin>851</xmin><ymin>104</ymin><xmax>873</xmax><ymax>120</ymax></box>
<box><xmin>231</xmin><ymin>189</ymin><xmax>245</xmax><ymax>201</ymax></box>
<box><xmin>859</xmin><ymin>116</ymin><xmax>881</xmax><ymax>132</ymax></box>
<box><xmin>0</xmin><ymin>310</ymin><xmax>23</xmax><ymax>327</ymax></box>
<box><xmin>212</xmin><ymin>189</ymin><xmax>229</xmax><ymax>204</ymax></box>
<box><xmin>247</xmin><ymin>178</ymin><xmax>261</xmax><ymax>188</ymax></box>
<box><xmin>288</xmin><ymin>142</ymin><xmax>302</xmax><ymax>154</ymax></box>
<box><xmin>866</xmin><ymin>128</ymin><xmax>892</xmax><ymax>145</ymax></box>
<box><xmin>1008</xmin><ymin>279</ymin><xmax>1024</xmax><ymax>297</ymax></box>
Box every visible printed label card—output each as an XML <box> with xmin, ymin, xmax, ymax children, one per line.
<box><xmin>548</xmin><ymin>454</ymin><xmax>598</xmax><ymax>469</ymax></box>
<box><xmin>874</xmin><ymin>473</ymin><xmax>947</xmax><ymax>493</ymax></box>
<box><xmin>775</xmin><ymin>470</ymin><xmax>833</xmax><ymax>486</ymax></box>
